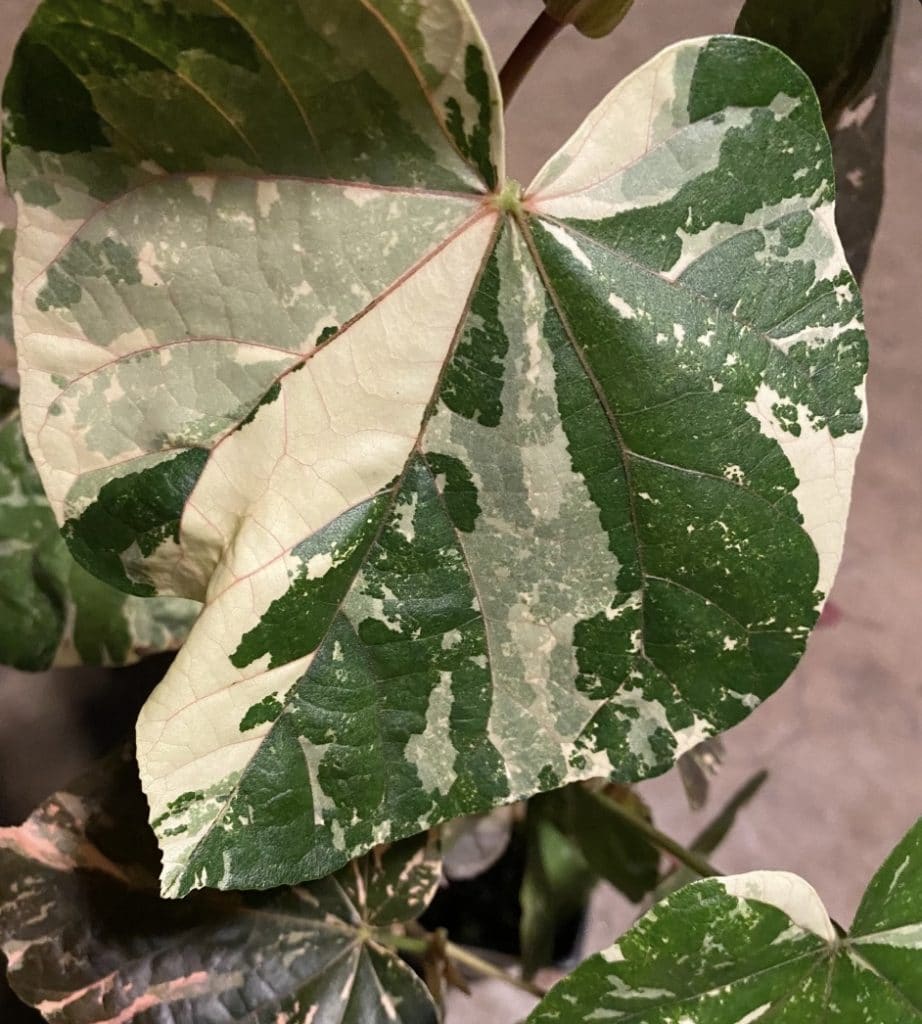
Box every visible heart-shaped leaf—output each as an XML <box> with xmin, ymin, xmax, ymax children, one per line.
<box><xmin>528</xmin><ymin>816</ymin><xmax>922</xmax><ymax>1022</ymax></box>
<box><xmin>0</xmin><ymin>748</ymin><xmax>440</xmax><ymax>1024</ymax></box>
<box><xmin>4</xmin><ymin>0</ymin><xmax>867</xmax><ymax>897</ymax></box>
<box><xmin>0</xmin><ymin>229</ymin><xmax>197</xmax><ymax>670</ymax></box>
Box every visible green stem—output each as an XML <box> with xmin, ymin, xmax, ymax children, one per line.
<box><xmin>447</xmin><ymin>941</ymin><xmax>547</xmax><ymax>998</ymax></box>
<box><xmin>373</xmin><ymin>930</ymin><xmax>547</xmax><ymax>999</ymax></box>
<box><xmin>498</xmin><ymin>11</ymin><xmax>565</xmax><ymax>108</ymax></box>
<box><xmin>591</xmin><ymin>789</ymin><xmax>723</xmax><ymax>879</ymax></box>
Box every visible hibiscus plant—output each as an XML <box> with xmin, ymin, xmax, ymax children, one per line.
<box><xmin>0</xmin><ymin>0</ymin><xmax>918</xmax><ymax>1022</ymax></box>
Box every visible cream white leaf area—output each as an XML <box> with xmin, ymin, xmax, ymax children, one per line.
<box><xmin>3</xmin><ymin>0</ymin><xmax>868</xmax><ymax>896</ymax></box>
<box><xmin>529</xmin><ymin>818</ymin><xmax>922</xmax><ymax>1023</ymax></box>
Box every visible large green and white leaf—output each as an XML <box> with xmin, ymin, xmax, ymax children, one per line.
<box><xmin>0</xmin><ymin>227</ymin><xmax>197</xmax><ymax>670</ymax></box>
<box><xmin>4</xmin><ymin>3</ymin><xmax>868</xmax><ymax>897</ymax></box>
<box><xmin>0</xmin><ymin>748</ymin><xmax>440</xmax><ymax>1024</ymax></box>
<box><xmin>528</xmin><ymin>816</ymin><xmax>922</xmax><ymax>1022</ymax></box>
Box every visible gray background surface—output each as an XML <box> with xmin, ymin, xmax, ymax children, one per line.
<box><xmin>0</xmin><ymin>0</ymin><xmax>919</xmax><ymax>1018</ymax></box>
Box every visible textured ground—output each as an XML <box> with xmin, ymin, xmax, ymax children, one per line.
<box><xmin>1</xmin><ymin>1</ymin><xmax>920</xmax><ymax>1020</ymax></box>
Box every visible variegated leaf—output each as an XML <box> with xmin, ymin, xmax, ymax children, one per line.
<box><xmin>0</xmin><ymin>228</ymin><xmax>197</xmax><ymax>670</ymax></box>
<box><xmin>3</xmin><ymin>4</ymin><xmax>868</xmax><ymax>898</ymax></box>
<box><xmin>0</xmin><ymin>748</ymin><xmax>440</xmax><ymax>1024</ymax></box>
<box><xmin>0</xmin><ymin>410</ymin><xmax>197</xmax><ymax>669</ymax></box>
<box><xmin>528</xmin><ymin>817</ymin><xmax>922</xmax><ymax>1023</ymax></box>
<box><xmin>735</xmin><ymin>0</ymin><xmax>891</xmax><ymax>122</ymax></box>
<box><xmin>734</xmin><ymin>0</ymin><xmax>895</xmax><ymax>281</ymax></box>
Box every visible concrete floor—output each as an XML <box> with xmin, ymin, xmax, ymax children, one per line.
<box><xmin>1</xmin><ymin>1</ymin><xmax>920</xmax><ymax>1020</ymax></box>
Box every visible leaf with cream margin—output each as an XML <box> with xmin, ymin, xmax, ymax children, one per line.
<box><xmin>3</xmin><ymin>2</ymin><xmax>868</xmax><ymax>898</ymax></box>
<box><xmin>528</xmin><ymin>816</ymin><xmax>922</xmax><ymax>1023</ymax></box>
<box><xmin>0</xmin><ymin>748</ymin><xmax>441</xmax><ymax>1024</ymax></box>
<box><xmin>0</xmin><ymin>226</ymin><xmax>198</xmax><ymax>670</ymax></box>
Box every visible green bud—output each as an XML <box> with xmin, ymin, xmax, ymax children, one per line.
<box><xmin>543</xmin><ymin>0</ymin><xmax>636</xmax><ymax>39</ymax></box>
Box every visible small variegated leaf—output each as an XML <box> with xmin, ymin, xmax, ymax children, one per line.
<box><xmin>528</xmin><ymin>817</ymin><xmax>922</xmax><ymax>1023</ymax></box>
<box><xmin>0</xmin><ymin>749</ymin><xmax>440</xmax><ymax>1024</ymax></box>
<box><xmin>676</xmin><ymin>735</ymin><xmax>726</xmax><ymax>810</ymax></box>
<box><xmin>4</xmin><ymin>8</ymin><xmax>868</xmax><ymax>897</ymax></box>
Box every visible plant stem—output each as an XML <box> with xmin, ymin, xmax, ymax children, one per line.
<box><xmin>499</xmin><ymin>11</ymin><xmax>565</xmax><ymax>108</ymax></box>
<box><xmin>592</xmin><ymin>789</ymin><xmax>723</xmax><ymax>879</ymax></box>
<box><xmin>374</xmin><ymin>929</ymin><xmax>547</xmax><ymax>999</ymax></box>
<box><xmin>447</xmin><ymin>941</ymin><xmax>547</xmax><ymax>998</ymax></box>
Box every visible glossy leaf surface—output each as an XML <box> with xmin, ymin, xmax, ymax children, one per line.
<box><xmin>529</xmin><ymin>817</ymin><xmax>922</xmax><ymax>1022</ymax></box>
<box><xmin>3</xmin><ymin>2</ymin><xmax>867</xmax><ymax>895</ymax></box>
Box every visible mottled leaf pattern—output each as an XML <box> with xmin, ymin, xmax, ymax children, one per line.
<box><xmin>0</xmin><ymin>410</ymin><xmax>197</xmax><ymax>670</ymax></box>
<box><xmin>0</xmin><ymin>749</ymin><xmax>440</xmax><ymax>1024</ymax></box>
<box><xmin>734</xmin><ymin>0</ymin><xmax>895</xmax><ymax>282</ymax></box>
<box><xmin>735</xmin><ymin>0</ymin><xmax>891</xmax><ymax>122</ymax></box>
<box><xmin>529</xmin><ymin>817</ymin><xmax>922</xmax><ymax>1023</ymax></box>
<box><xmin>0</xmin><ymin>228</ymin><xmax>197</xmax><ymax>670</ymax></box>
<box><xmin>4</xmin><ymin>4</ymin><xmax>868</xmax><ymax>897</ymax></box>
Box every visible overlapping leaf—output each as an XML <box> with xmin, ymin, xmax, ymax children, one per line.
<box><xmin>3</xmin><ymin>0</ymin><xmax>868</xmax><ymax>897</ymax></box>
<box><xmin>735</xmin><ymin>0</ymin><xmax>895</xmax><ymax>281</ymax></box>
<box><xmin>0</xmin><ymin>748</ymin><xmax>440</xmax><ymax>1024</ymax></box>
<box><xmin>735</xmin><ymin>0</ymin><xmax>892</xmax><ymax>122</ymax></box>
<box><xmin>0</xmin><ymin>229</ymin><xmax>197</xmax><ymax>670</ymax></box>
<box><xmin>528</xmin><ymin>817</ymin><xmax>922</xmax><ymax>1022</ymax></box>
<box><xmin>0</xmin><ymin>411</ymin><xmax>197</xmax><ymax>669</ymax></box>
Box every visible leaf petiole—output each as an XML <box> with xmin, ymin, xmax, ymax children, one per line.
<box><xmin>373</xmin><ymin>928</ymin><xmax>548</xmax><ymax>998</ymax></box>
<box><xmin>498</xmin><ymin>11</ymin><xmax>565</xmax><ymax>107</ymax></box>
<box><xmin>588</xmin><ymin>788</ymin><xmax>723</xmax><ymax>879</ymax></box>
